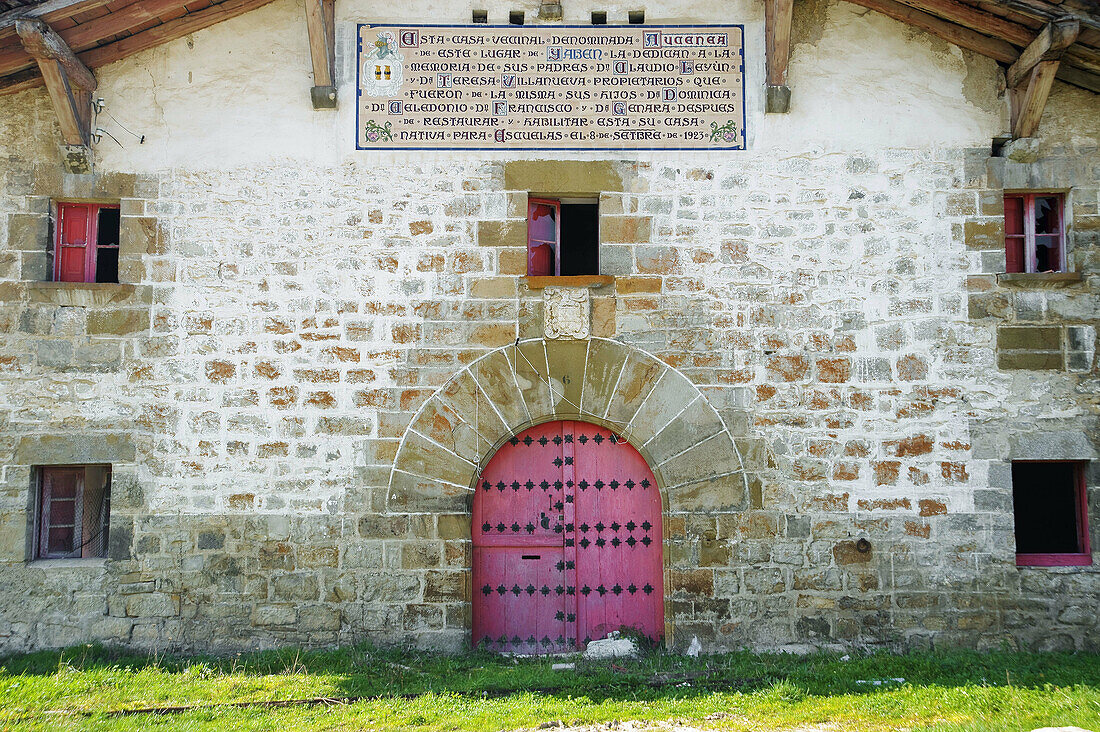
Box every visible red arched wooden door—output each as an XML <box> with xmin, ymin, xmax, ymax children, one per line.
<box><xmin>472</xmin><ymin>420</ymin><xmax>663</xmax><ymax>654</ymax></box>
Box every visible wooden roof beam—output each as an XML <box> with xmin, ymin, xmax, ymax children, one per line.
<box><xmin>0</xmin><ymin>0</ymin><xmax>201</xmax><ymax>80</ymax></box>
<box><xmin>15</xmin><ymin>17</ymin><xmax>95</xmax><ymax>172</ymax></box>
<box><xmin>843</xmin><ymin>0</ymin><xmax>1099</xmax><ymax>94</ymax></box>
<box><xmin>0</xmin><ymin>0</ymin><xmax>112</xmax><ymax>38</ymax></box>
<box><xmin>1007</xmin><ymin>17</ymin><xmax>1080</xmax><ymax>87</ymax></box>
<box><xmin>1056</xmin><ymin>63</ymin><xmax>1100</xmax><ymax>94</ymax></box>
<box><xmin>843</xmin><ymin>0</ymin><xmax>1019</xmax><ymax>61</ymax></box>
<box><xmin>765</xmin><ymin>0</ymin><xmax>794</xmax><ymax>112</ymax></box>
<box><xmin>897</xmin><ymin>0</ymin><xmax>1034</xmax><ymax>46</ymax></box>
<box><xmin>0</xmin><ymin>0</ymin><xmax>280</xmax><ymax>96</ymax></box>
<box><xmin>1008</xmin><ymin>18</ymin><xmax>1080</xmax><ymax>137</ymax></box>
<box><xmin>305</xmin><ymin>0</ymin><xmax>336</xmax><ymax>109</ymax></box>
<box><xmin>990</xmin><ymin>0</ymin><xmax>1100</xmax><ymax>34</ymax></box>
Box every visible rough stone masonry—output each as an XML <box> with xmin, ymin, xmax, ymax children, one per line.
<box><xmin>0</xmin><ymin>0</ymin><xmax>1097</xmax><ymax>654</ymax></box>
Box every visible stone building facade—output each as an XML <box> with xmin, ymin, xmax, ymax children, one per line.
<box><xmin>0</xmin><ymin>0</ymin><xmax>1098</xmax><ymax>654</ymax></box>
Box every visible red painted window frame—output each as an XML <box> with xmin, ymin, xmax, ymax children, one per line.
<box><xmin>1014</xmin><ymin>460</ymin><xmax>1092</xmax><ymax>567</ymax></box>
<box><xmin>1003</xmin><ymin>193</ymin><xmax>1066</xmax><ymax>274</ymax></box>
<box><xmin>54</xmin><ymin>201</ymin><xmax>120</xmax><ymax>283</ymax></box>
<box><xmin>35</xmin><ymin>465</ymin><xmax>112</xmax><ymax>560</ymax></box>
<box><xmin>527</xmin><ymin>197</ymin><xmax>561</xmax><ymax>276</ymax></box>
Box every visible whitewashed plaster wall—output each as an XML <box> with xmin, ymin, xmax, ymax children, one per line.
<box><xmin>66</xmin><ymin>0</ymin><xmax>1008</xmax><ymax>175</ymax></box>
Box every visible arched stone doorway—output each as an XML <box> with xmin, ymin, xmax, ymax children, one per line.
<box><xmin>472</xmin><ymin>420</ymin><xmax>663</xmax><ymax>653</ymax></box>
<box><xmin>387</xmin><ymin>337</ymin><xmax>751</xmax><ymax>649</ymax></box>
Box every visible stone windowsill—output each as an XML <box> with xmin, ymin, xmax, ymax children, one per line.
<box><xmin>27</xmin><ymin>558</ymin><xmax>108</xmax><ymax>569</ymax></box>
<box><xmin>996</xmin><ymin>272</ymin><xmax>1084</xmax><ymax>289</ymax></box>
<box><xmin>26</xmin><ymin>282</ymin><xmax>141</xmax><ymax>307</ymax></box>
<box><xmin>523</xmin><ymin>275</ymin><xmax>614</xmax><ymax>290</ymax></box>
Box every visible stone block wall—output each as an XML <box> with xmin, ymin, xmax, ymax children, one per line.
<box><xmin>0</xmin><ymin>32</ymin><xmax>1098</xmax><ymax>654</ymax></box>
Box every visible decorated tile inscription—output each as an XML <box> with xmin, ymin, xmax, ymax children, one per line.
<box><xmin>356</xmin><ymin>24</ymin><xmax>745</xmax><ymax>150</ymax></box>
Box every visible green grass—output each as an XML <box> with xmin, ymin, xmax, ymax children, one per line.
<box><xmin>1</xmin><ymin>644</ymin><xmax>1098</xmax><ymax>731</ymax></box>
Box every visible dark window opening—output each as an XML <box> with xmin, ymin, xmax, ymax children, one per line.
<box><xmin>591</xmin><ymin>11</ymin><xmax>607</xmax><ymax>24</ymax></box>
<box><xmin>509</xmin><ymin>11</ymin><xmax>525</xmax><ymax>25</ymax></box>
<box><xmin>95</xmin><ymin>247</ymin><xmax>119</xmax><ymax>284</ymax></box>
<box><xmin>54</xmin><ymin>202</ymin><xmax>121</xmax><ymax>283</ymax></box>
<box><xmin>560</xmin><ymin>202</ymin><xmax>599</xmax><ymax>276</ymax></box>
<box><xmin>472</xmin><ymin>9</ymin><xmax>488</xmax><ymax>23</ymax></box>
<box><xmin>527</xmin><ymin>197</ymin><xmax>600</xmax><ymax>277</ymax></box>
<box><xmin>1012</xmin><ymin>461</ymin><xmax>1091</xmax><ymax>566</ymax></box>
<box><xmin>1004</xmin><ymin>193</ymin><xmax>1065</xmax><ymax>274</ymax></box>
<box><xmin>35</xmin><ymin>465</ymin><xmax>112</xmax><ymax>560</ymax></box>
<box><xmin>628</xmin><ymin>10</ymin><xmax>645</xmax><ymax>23</ymax></box>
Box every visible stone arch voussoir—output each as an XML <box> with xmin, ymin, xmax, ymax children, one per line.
<box><xmin>389</xmin><ymin>338</ymin><xmax>749</xmax><ymax>514</ymax></box>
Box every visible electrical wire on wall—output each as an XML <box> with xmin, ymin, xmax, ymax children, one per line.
<box><xmin>91</xmin><ymin>98</ymin><xmax>146</xmax><ymax>148</ymax></box>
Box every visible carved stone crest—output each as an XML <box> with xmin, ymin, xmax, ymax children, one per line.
<box><xmin>543</xmin><ymin>287</ymin><xmax>590</xmax><ymax>340</ymax></box>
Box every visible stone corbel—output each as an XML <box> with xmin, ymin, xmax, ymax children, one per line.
<box><xmin>15</xmin><ymin>18</ymin><xmax>96</xmax><ymax>173</ymax></box>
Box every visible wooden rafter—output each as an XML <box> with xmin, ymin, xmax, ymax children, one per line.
<box><xmin>844</xmin><ymin>0</ymin><xmax>1019</xmax><ymax>60</ymax></box>
<box><xmin>0</xmin><ymin>0</ymin><xmax>113</xmax><ymax>38</ymax></box>
<box><xmin>843</xmin><ymin>0</ymin><xmax>1100</xmax><ymax>93</ymax></box>
<box><xmin>764</xmin><ymin>0</ymin><xmax>794</xmax><ymax>113</ymax></box>
<box><xmin>1057</xmin><ymin>62</ymin><xmax>1100</xmax><ymax>92</ymax></box>
<box><xmin>1008</xmin><ymin>18</ymin><xmax>1080</xmax><ymax>137</ymax></box>
<box><xmin>0</xmin><ymin>0</ymin><xmax>280</xmax><ymax>96</ymax></box>
<box><xmin>304</xmin><ymin>0</ymin><xmax>336</xmax><ymax>109</ymax></box>
<box><xmin>992</xmin><ymin>0</ymin><xmax>1100</xmax><ymax>33</ymax></box>
<box><xmin>0</xmin><ymin>0</ymin><xmax>198</xmax><ymax>79</ymax></box>
<box><xmin>15</xmin><ymin>17</ymin><xmax>94</xmax><ymax>171</ymax></box>
<box><xmin>897</xmin><ymin>0</ymin><xmax>1035</xmax><ymax>45</ymax></box>
<box><xmin>894</xmin><ymin>0</ymin><xmax>1100</xmax><ymax>80</ymax></box>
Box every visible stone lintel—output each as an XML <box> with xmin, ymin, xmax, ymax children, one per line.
<box><xmin>15</xmin><ymin>433</ymin><xmax>137</xmax><ymax>465</ymax></box>
<box><xmin>524</xmin><ymin>275</ymin><xmax>613</xmax><ymax>290</ymax></box>
<box><xmin>996</xmin><ymin>272</ymin><xmax>1084</xmax><ymax>288</ymax></box>
<box><xmin>503</xmin><ymin>160</ymin><xmax>626</xmax><ymax>196</ymax></box>
<box><xmin>27</xmin><ymin>282</ymin><xmax>144</xmax><ymax>307</ymax></box>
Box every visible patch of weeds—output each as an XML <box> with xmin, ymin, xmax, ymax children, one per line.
<box><xmin>615</xmin><ymin>625</ymin><xmax>663</xmax><ymax>655</ymax></box>
<box><xmin>761</xmin><ymin>678</ymin><xmax>808</xmax><ymax>704</ymax></box>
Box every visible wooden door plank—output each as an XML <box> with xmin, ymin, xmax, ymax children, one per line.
<box><xmin>562</xmin><ymin>421</ymin><xmax>578</xmax><ymax>648</ymax></box>
<box><xmin>573</xmin><ymin>423</ymin><xmax>662</xmax><ymax>649</ymax></box>
<box><xmin>472</xmin><ymin>422</ymin><xmax>571</xmax><ymax>654</ymax></box>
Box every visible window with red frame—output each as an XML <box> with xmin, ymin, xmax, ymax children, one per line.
<box><xmin>54</xmin><ymin>202</ymin><xmax>120</xmax><ymax>283</ymax></box>
<box><xmin>35</xmin><ymin>465</ymin><xmax>112</xmax><ymax>560</ymax></box>
<box><xmin>1003</xmin><ymin>194</ymin><xmax>1065</xmax><ymax>273</ymax></box>
<box><xmin>1012</xmin><ymin>461</ymin><xmax>1092</xmax><ymax>567</ymax></box>
<box><xmin>526</xmin><ymin>197</ymin><xmax>599</xmax><ymax>276</ymax></box>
